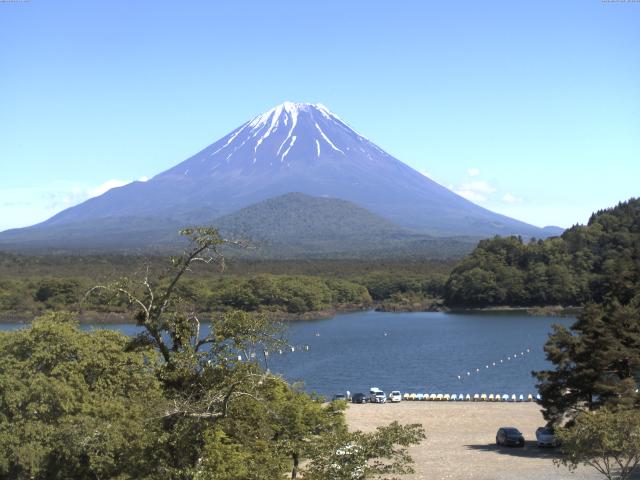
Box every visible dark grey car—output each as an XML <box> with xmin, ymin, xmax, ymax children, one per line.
<box><xmin>351</xmin><ymin>392</ymin><xmax>367</xmax><ymax>404</ymax></box>
<box><xmin>496</xmin><ymin>427</ymin><xmax>525</xmax><ymax>447</ymax></box>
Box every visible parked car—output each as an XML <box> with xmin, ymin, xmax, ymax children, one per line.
<box><xmin>389</xmin><ymin>391</ymin><xmax>402</xmax><ymax>402</ymax></box>
<box><xmin>535</xmin><ymin>427</ymin><xmax>558</xmax><ymax>447</ymax></box>
<box><xmin>332</xmin><ymin>393</ymin><xmax>347</xmax><ymax>402</ymax></box>
<box><xmin>496</xmin><ymin>427</ymin><xmax>525</xmax><ymax>447</ymax></box>
<box><xmin>351</xmin><ymin>392</ymin><xmax>368</xmax><ymax>404</ymax></box>
<box><xmin>369</xmin><ymin>387</ymin><xmax>387</xmax><ymax>403</ymax></box>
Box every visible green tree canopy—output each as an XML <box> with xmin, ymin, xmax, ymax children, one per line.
<box><xmin>534</xmin><ymin>298</ymin><xmax>640</xmax><ymax>424</ymax></box>
<box><xmin>0</xmin><ymin>312</ymin><xmax>164</xmax><ymax>480</ymax></box>
<box><xmin>303</xmin><ymin>421</ymin><xmax>426</xmax><ymax>480</ymax></box>
<box><xmin>445</xmin><ymin>198</ymin><xmax>640</xmax><ymax>308</ymax></box>
<box><xmin>555</xmin><ymin>409</ymin><xmax>640</xmax><ymax>480</ymax></box>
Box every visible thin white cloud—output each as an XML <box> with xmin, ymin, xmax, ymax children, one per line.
<box><xmin>463</xmin><ymin>180</ymin><xmax>496</xmax><ymax>194</ymax></box>
<box><xmin>452</xmin><ymin>180</ymin><xmax>496</xmax><ymax>204</ymax></box>
<box><xmin>41</xmin><ymin>178</ymin><xmax>139</xmax><ymax>210</ymax></box>
<box><xmin>467</xmin><ymin>167</ymin><xmax>480</xmax><ymax>177</ymax></box>
<box><xmin>0</xmin><ymin>176</ymin><xmax>148</xmax><ymax>231</ymax></box>
<box><xmin>455</xmin><ymin>189</ymin><xmax>488</xmax><ymax>203</ymax></box>
<box><xmin>87</xmin><ymin>179</ymin><xmax>130</xmax><ymax>198</ymax></box>
<box><xmin>502</xmin><ymin>192</ymin><xmax>523</xmax><ymax>204</ymax></box>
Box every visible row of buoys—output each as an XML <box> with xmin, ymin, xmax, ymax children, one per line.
<box><xmin>402</xmin><ymin>393</ymin><xmax>541</xmax><ymax>402</ymax></box>
<box><xmin>456</xmin><ymin>348</ymin><xmax>532</xmax><ymax>381</ymax></box>
<box><xmin>236</xmin><ymin>345</ymin><xmax>310</xmax><ymax>361</ymax></box>
<box><xmin>274</xmin><ymin>345</ymin><xmax>311</xmax><ymax>355</ymax></box>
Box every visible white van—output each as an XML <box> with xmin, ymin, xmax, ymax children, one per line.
<box><xmin>369</xmin><ymin>387</ymin><xmax>387</xmax><ymax>403</ymax></box>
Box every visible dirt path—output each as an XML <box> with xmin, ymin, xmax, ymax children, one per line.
<box><xmin>345</xmin><ymin>402</ymin><xmax>600</xmax><ymax>480</ymax></box>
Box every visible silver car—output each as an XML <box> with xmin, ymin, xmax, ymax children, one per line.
<box><xmin>389</xmin><ymin>390</ymin><xmax>402</xmax><ymax>402</ymax></box>
<box><xmin>535</xmin><ymin>427</ymin><xmax>558</xmax><ymax>447</ymax></box>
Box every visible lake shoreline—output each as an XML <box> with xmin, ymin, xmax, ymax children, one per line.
<box><xmin>0</xmin><ymin>305</ymin><xmax>370</xmax><ymax>325</ymax></box>
<box><xmin>0</xmin><ymin>303</ymin><xmax>581</xmax><ymax>324</ymax></box>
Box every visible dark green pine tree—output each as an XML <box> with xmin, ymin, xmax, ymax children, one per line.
<box><xmin>534</xmin><ymin>297</ymin><xmax>640</xmax><ymax>425</ymax></box>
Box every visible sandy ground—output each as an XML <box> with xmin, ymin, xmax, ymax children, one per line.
<box><xmin>345</xmin><ymin>402</ymin><xmax>601</xmax><ymax>480</ymax></box>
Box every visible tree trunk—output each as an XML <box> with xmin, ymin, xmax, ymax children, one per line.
<box><xmin>291</xmin><ymin>452</ymin><xmax>299</xmax><ymax>479</ymax></box>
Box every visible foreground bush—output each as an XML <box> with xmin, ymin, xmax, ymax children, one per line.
<box><xmin>555</xmin><ymin>409</ymin><xmax>640</xmax><ymax>480</ymax></box>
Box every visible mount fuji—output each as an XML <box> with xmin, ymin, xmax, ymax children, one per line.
<box><xmin>0</xmin><ymin>102</ymin><xmax>561</xmax><ymax>254</ymax></box>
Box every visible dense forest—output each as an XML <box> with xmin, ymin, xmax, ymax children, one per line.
<box><xmin>444</xmin><ymin>198</ymin><xmax>640</xmax><ymax>308</ymax></box>
<box><xmin>0</xmin><ymin>254</ymin><xmax>452</xmax><ymax>320</ymax></box>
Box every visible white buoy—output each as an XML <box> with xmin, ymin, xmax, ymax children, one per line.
<box><xmin>291</xmin><ymin>346</ymin><xmax>295</xmax><ymax>352</ymax></box>
<box><xmin>467</xmin><ymin>372</ymin><xmax>471</xmax><ymax>376</ymax></box>
<box><xmin>457</xmin><ymin>375</ymin><xmax>461</xmax><ymax>380</ymax></box>
<box><xmin>486</xmin><ymin>365</ymin><xmax>489</xmax><ymax>368</ymax></box>
<box><xmin>492</xmin><ymin>362</ymin><xmax>496</xmax><ymax>366</ymax></box>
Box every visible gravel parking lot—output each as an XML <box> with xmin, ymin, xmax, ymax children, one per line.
<box><xmin>345</xmin><ymin>402</ymin><xmax>602</xmax><ymax>480</ymax></box>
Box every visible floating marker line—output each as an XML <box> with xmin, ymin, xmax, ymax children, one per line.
<box><xmin>455</xmin><ymin>346</ymin><xmax>534</xmax><ymax>381</ymax></box>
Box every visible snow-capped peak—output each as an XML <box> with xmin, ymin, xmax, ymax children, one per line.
<box><xmin>201</xmin><ymin>101</ymin><xmax>378</xmax><ymax>167</ymax></box>
<box><xmin>232</xmin><ymin>102</ymin><xmax>350</xmax><ymax>161</ymax></box>
<box><xmin>247</xmin><ymin>101</ymin><xmax>339</xmax><ymax>129</ymax></box>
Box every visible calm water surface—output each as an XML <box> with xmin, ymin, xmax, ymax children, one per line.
<box><xmin>0</xmin><ymin>310</ymin><xmax>573</xmax><ymax>398</ymax></box>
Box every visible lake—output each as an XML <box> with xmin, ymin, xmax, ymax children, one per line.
<box><xmin>0</xmin><ymin>310</ymin><xmax>574</xmax><ymax>398</ymax></box>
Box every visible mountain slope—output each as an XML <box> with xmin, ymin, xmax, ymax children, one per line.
<box><xmin>211</xmin><ymin>193</ymin><xmax>479</xmax><ymax>258</ymax></box>
<box><xmin>215</xmin><ymin>192</ymin><xmax>403</xmax><ymax>242</ymax></box>
<box><xmin>0</xmin><ymin>102</ymin><xmax>558</xmax><ymax>253</ymax></box>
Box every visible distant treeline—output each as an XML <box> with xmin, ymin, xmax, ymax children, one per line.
<box><xmin>0</xmin><ymin>270</ymin><xmax>449</xmax><ymax>319</ymax></box>
<box><xmin>444</xmin><ymin>198</ymin><xmax>640</xmax><ymax>308</ymax></box>
<box><xmin>3</xmin><ymin>198</ymin><xmax>638</xmax><ymax>316</ymax></box>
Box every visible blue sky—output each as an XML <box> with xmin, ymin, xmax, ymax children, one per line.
<box><xmin>1</xmin><ymin>0</ymin><xmax>638</xmax><ymax>231</ymax></box>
